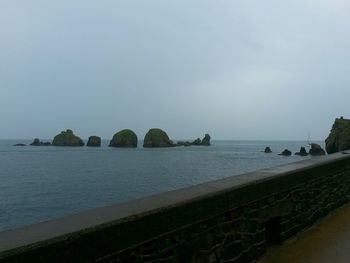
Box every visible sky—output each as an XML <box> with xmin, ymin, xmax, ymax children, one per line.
<box><xmin>1</xmin><ymin>0</ymin><xmax>350</xmax><ymax>140</ymax></box>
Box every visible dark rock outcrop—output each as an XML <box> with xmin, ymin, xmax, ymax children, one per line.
<box><xmin>192</xmin><ymin>138</ymin><xmax>202</xmax><ymax>145</ymax></box>
<box><xmin>52</xmin><ymin>129</ymin><xmax>84</xmax><ymax>146</ymax></box>
<box><xmin>13</xmin><ymin>143</ymin><xmax>26</xmax><ymax>146</ymax></box>
<box><xmin>143</xmin><ymin>128</ymin><xmax>174</xmax><ymax>147</ymax></box>
<box><xmin>264</xmin><ymin>147</ymin><xmax>272</xmax><ymax>153</ymax></box>
<box><xmin>325</xmin><ymin>117</ymin><xmax>350</xmax><ymax>154</ymax></box>
<box><xmin>30</xmin><ymin>138</ymin><xmax>51</xmax><ymax>146</ymax></box>
<box><xmin>109</xmin><ymin>129</ymin><xmax>137</xmax><ymax>148</ymax></box>
<box><xmin>30</xmin><ymin>138</ymin><xmax>40</xmax><ymax>146</ymax></box>
<box><xmin>87</xmin><ymin>136</ymin><xmax>101</xmax><ymax>147</ymax></box>
<box><xmin>177</xmin><ymin>134</ymin><xmax>211</xmax><ymax>147</ymax></box>
<box><xmin>295</xmin><ymin>146</ymin><xmax>309</xmax><ymax>156</ymax></box>
<box><xmin>279</xmin><ymin>149</ymin><xmax>292</xmax><ymax>156</ymax></box>
<box><xmin>176</xmin><ymin>141</ymin><xmax>185</xmax><ymax>146</ymax></box>
<box><xmin>309</xmin><ymin>143</ymin><xmax>326</xmax><ymax>156</ymax></box>
<box><xmin>177</xmin><ymin>141</ymin><xmax>191</xmax><ymax>146</ymax></box>
<box><xmin>201</xmin><ymin>134</ymin><xmax>211</xmax><ymax>146</ymax></box>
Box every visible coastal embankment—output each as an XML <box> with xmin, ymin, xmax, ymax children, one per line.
<box><xmin>1</xmin><ymin>151</ymin><xmax>349</xmax><ymax>262</ymax></box>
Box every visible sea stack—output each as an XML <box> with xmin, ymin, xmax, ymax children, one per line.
<box><xmin>52</xmin><ymin>129</ymin><xmax>84</xmax><ymax>146</ymax></box>
<box><xmin>325</xmin><ymin>117</ymin><xmax>350</xmax><ymax>154</ymax></box>
<box><xmin>279</xmin><ymin>149</ymin><xmax>292</xmax><ymax>156</ymax></box>
<box><xmin>143</xmin><ymin>128</ymin><xmax>174</xmax><ymax>147</ymax></box>
<box><xmin>201</xmin><ymin>134</ymin><xmax>211</xmax><ymax>146</ymax></box>
<box><xmin>295</xmin><ymin>146</ymin><xmax>308</xmax><ymax>156</ymax></box>
<box><xmin>264</xmin><ymin>147</ymin><xmax>272</xmax><ymax>153</ymax></box>
<box><xmin>309</xmin><ymin>143</ymin><xmax>326</xmax><ymax>156</ymax></box>
<box><xmin>30</xmin><ymin>138</ymin><xmax>51</xmax><ymax>146</ymax></box>
<box><xmin>109</xmin><ymin>129</ymin><xmax>138</xmax><ymax>148</ymax></box>
<box><xmin>87</xmin><ymin>136</ymin><xmax>101</xmax><ymax>147</ymax></box>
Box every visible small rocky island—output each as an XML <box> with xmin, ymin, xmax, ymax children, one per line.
<box><xmin>87</xmin><ymin>136</ymin><xmax>101</xmax><ymax>147</ymax></box>
<box><xmin>143</xmin><ymin>128</ymin><xmax>174</xmax><ymax>147</ymax></box>
<box><xmin>201</xmin><ymin>134</ymin><xmax>211</xmax><ymax>146</ymax></box>
<box><xmin>295</xmin><ymin>146</ymin><xmax>308</xmax><ymax>156</ymax></box>
<box><xmin>325</xmin><ymin>117</ymin><xmax>350</xmax><ymax>154</ymax></box>
<box><xmin>30</xmin><ymin>138</ymin><xmax>51</xmax><ymax>146</ymax></box>
<box><xmin>279</xmin><ymin>149</ymin><xmax>292</xmax><ymax>156</ymax></box>
<box><xmin>309</xmin><ymin>143</ymin><xmax>326</xmax><ymax>156</ymax></box>
<box><xmin>264</xmin><ymin>147</ymin><xmax>272</xmax><ymax>153</ymax></box>
<box><xmin>13</xmin><ymin>143</ymin><xmax>26</xmax><ymax>146</ymax></box>
<box><xmin>109</xmin><ymin>129</ymin><xmax>138</xmax><ymax>147</ymax></box>
<box><xmin>52</xmin><ymin>129</ymin><xmax>84</xmax><ymax>146</ymax></box>
<box><xmin>177</xmin><ymin>134</ymin><xmax>211</xmax><ymax>147</ymax></box>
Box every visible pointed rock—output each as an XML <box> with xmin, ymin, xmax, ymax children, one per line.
<box><xmin>295</xmin><ymin>147</ymin><xmax>308</xmax><ymax>156</ymax></box>
<box><xmin>309</xmin><ymin>143</ymin><xmax>326</xmax><ymax>156</ymax></box>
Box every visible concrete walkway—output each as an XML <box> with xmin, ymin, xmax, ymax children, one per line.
<box><xmin>259</xmin><ymin>203</ymin><xmax>350</xmax><ymax>263</ymax></box>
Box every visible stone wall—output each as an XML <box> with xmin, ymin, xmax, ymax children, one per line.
<box><xmin>1</xmin><ymin>152</ymin><xmax>350</xmax><ymax>263</ymax></box>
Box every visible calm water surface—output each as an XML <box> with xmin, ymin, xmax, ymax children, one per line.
<box><xmin>0</xmin><ymin>140</ymin><xmax>323</xmax><ymax>231</ymax></box>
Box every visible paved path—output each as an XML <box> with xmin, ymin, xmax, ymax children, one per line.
<box><xmin>259</xmin><ymin>203</ymin><xmax>350</xmax><ymax>263</ymax></box>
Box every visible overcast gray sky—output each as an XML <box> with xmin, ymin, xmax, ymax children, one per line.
<box><xmin>1</xmin><ymin>0</ymin><xmax>349</xmax><ymax>140</ymax></box>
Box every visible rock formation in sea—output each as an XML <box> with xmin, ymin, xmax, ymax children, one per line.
<box><xmin>264</xmin><ymin>147</ymin><xmax>272</xmax><ymax>153</ymax></box>
<box><xmin>295</xmin><ymin>146</ymin><xmax>309</xmax><ymax>156</ymax></box>
<box><xmin>279</xmin><ymin>149</ymin><xmax>292</xmax><ymax>156</ymax></box>
<box><xmin>309</xmin><ymin>143</ymin><xmax>326</xmax><ymax>156</ymax></box>
<box><xmin>177</xmin><ymin>141</ymin><xmax>192</xmax><ymax>146</ymax></box>
<box><xmin>30</xmin><ymin>138</ymin><xmax>51</xmax><ymax>146</ymax></box>
<box><xmin>13</xmin><ymin>143</ymin><xmax>26</xmax><ymax>146</ymax></box>
<box><xmin>192</xmin><ymin>138</ymin><xmax>202</xmax><ymax>145</ymax></box>
<box><xmin>176</xmin><ymin>134</ymin><xmax>211</xmax><ymax>147</ymax></box>
<box><xmin>52</xmin><ymin>129</ymin><xmax>85</xmax><ymax>146</ymax></box>
<box><xmin>201</xmin><ymin>134</ymin><xmax>211</xmax><ymax>146</ymax></box>
<box><xmin>143</xmin><ymin>128</ymin><xmax>174</xmax><ymax>147</ymax></box>
<box><xmin>325</xmin><ymin>117</ymin><xmax>350</xmax><ymax>154</ymax></box>
<box><xmin>109</xmin><ymin>129</ymin><xmax>138</xmax><ymax>148</ymax></box>
<box><xmin>87</xmin><ymin>136</ymin><xmax>101</xmax><ymax>147</ymax></box>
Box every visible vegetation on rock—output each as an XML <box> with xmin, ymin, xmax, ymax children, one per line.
<box><xmin>325</xmin><ymin>117</ymin><xmax>350</xmax><ymax>154</ymax></box>
<box><xmin>143</xmin><ymin>128</ymin><xmax>174</xmax><ymax>147</ymax></box>
<box><xmin>109</xmin><ymin>129</ymin><xmax>138</xmax><ymax>147</ymax></box>
<box><xmin>52</xmin><ymin>129</ymin><xmax>84</xmax><ymax>146</ymax></box>
<box><xmin>87</xmin><ymin>136</ymin><xmax>101</xmax><ymax>147</ymax></box>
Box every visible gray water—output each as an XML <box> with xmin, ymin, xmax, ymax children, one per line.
<box><xmin>0</xmin><ymin>140</ymin><xmax>322</xmax><ymax>231</ymax></box>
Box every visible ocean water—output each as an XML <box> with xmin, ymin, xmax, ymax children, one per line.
<box><xmin>0</xmin><ymin>140</ymin><xmax>323</xmax><ymax>231</ymax></box>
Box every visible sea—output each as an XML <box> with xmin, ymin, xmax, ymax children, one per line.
<box><xmin>0</xmin><ymin>140</ymin><xmax>323</xmax><ymax>231</ymax></box>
